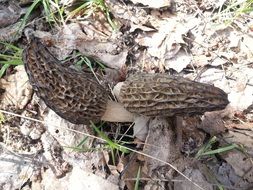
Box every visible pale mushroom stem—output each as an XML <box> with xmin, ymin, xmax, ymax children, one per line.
<box><xmin>101</xmin><ymin>100</ymin><xmax>134</xmax><ymax>122</ymax></box>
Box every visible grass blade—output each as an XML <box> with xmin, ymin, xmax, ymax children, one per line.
<box><xmin>0</xmin><ymin>64</ymin><xmax>10</xmax><ymax>78</ymax></box>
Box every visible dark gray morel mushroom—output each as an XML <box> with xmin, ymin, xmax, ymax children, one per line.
<box><xmin>23</xmin><ymin>37</ymin><xmax>108</xmax><ymax>124</ymax></box>
<box><xmin>23</xmin><ymin>37</ymin><xmax>229</xmax><ymax>124</ymax></box>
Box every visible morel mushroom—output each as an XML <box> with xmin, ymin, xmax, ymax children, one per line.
<box><xmin>23</xmin><ymin>37</ymin><xmax>229</xmax><ymax>124</ymax></box>
<box><xmin>23</xmin><ymin>37</ymin><xmax>108</xmax><ymax>124</ymax></box>
<box><xmin>119</xmin><ymin>73</ymin><xmax>229</xmax><ymax>117</ymax></box>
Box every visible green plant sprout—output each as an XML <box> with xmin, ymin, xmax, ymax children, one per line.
<box><xmin>196</xmin><ymin>136</ymin><xmax>240</xmax><ymax>159</ymax></box>
<box><xmin>213</xmin><ymin>0</ymin><xmax>253</xmax><ymax>25</ymax></box>
<box><xmin>67</xmin><ymin>0</ymin><xmax>117</xmax><ymax>29</ymax></box>
<box><xmin>0</xmin><ymin>42</ymin><xmax>23</xmax><ymax>78</ymax></box>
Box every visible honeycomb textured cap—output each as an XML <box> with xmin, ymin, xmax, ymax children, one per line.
<box><xmin>23</xmin><ymin>37</ymin><xmax>108</xmax><ymax>124</ymax></box>
<box><xmin>119</xmin><ymin>73</ymin><xmax>229</xmax><ymax>117</ymax></box>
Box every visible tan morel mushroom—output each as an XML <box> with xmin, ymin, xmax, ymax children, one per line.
<box><xmin>23</xmin><ymin>37</ymin><xmax>229</xmax><ymax>124</ymax></box>
<box><xmin>118</xmin><ymin>73</ymin><xmax>229</xmax><ymax>117</ymax></box>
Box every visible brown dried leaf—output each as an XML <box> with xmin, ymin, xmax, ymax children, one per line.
<box><xmin>222</xmin><ymin>151</ymin><xmax>253</xmax><ymax>183</ymax></box>
<box><xmin>44</xmin><ymin>109</ymin><xmax>93</xmax><ymax>148</ymax></box>
<box><xmin>0</xmin><ymin>66</ymin><xmax>33</xmax><ymax>109</ymax></box>
<box><xmin>197</xmin><ymin>111</ymin><xmax>227</xmax><ymax>136</ymax></box>
<box><xmin>130</xmin><ymin>0</ymin><xmax>172</xmax><ymax>8</ymax></box>
<box><xmin>121</xmin><ymin>153</ymin><xmax>143</xmax><ymax>190</ymax></box>
<box><xmin>174</xmin><ymin>168</ymin><xmax>213</xmax><ymax>190</ymax></box>
<box><xmin>136</xmin><ymin>19</ymin><xmax>188</xmax><ymax>60</ymax></box>
<box><xmin>223</xmin><ymin>124</ymin><xmax>253</xmax><ymax>152</ymax></box>
<box><xmin>34</xmin><ymin>23</ymin><xmax>127</xmax><ymax>69</ymax></box>
<box><xmin>0</xmin><ymin>2</ymin><xmax>22</xmax><ymax>28</ymax></box>
<box><xmin>164</xmin><ymin>50</ymin><xmax>192</xmax><ymax>72</ymax></box>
